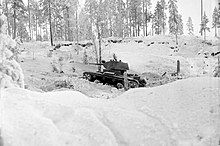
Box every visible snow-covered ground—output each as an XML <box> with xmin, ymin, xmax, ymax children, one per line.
<box><xmin>18</xmin><ymin>35</ymin><xmax>219</xmax><ymax>94</ymax></box>
<box><xmin>1</xmin><ymin>77</ymin><xmax>219</xmax><ymax>146</ymax></box>
<box><xmin>1</xmin><ymin>35</ymin><xmax>219</xmax><ymax>146</ymax></box>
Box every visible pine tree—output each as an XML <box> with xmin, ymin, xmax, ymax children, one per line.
<box><xmin>28</xmin><ymin>0</ymin><xmax>31</xmax><ymax>40</ymax></box>
<box><xmin>85</xmin><ymin>0</ymin><xmax>104</xmax><ymax>71</ymax></box>
<box><xmin>186</xmin><ymin>17</ymin><xmax>194</xmax><ymax>35</ymax></box>
<box><xmin>40</xmin><ymin>0</ymin><xmax>54</xmax><ymax>45</ymax></box>
<box><xmin>142</xmin><ymin>0</ymin><xmax>151</xmax><ymax>36</ymax></box>
<box><xmin>168</xmin><ymin>0</ymin><xmax>178</xmax><ymax>34</ymax></box>
<box><xmin>114</xmin><ymin>0</ymin><xmax>126</xmax><ymax>37</ymax></box>
<box><xmin>212</xmin><ymin>7</ymin><xmax>219</xmax><ymax>37</ymax></box>
<box><xmin>177</xmin><ymin>14</ymin><xmax>183</xmax><ymax>35</ymax></box>
<box><xmin>160</xmin><ymin>0</ymin><xmax>167</xmax><ymax>35</ymax></box>
<box><xmin>48</xmin><ymin>0</ymin><xmax>53</xmax><ymax>45</ymax></box>
<box><xmin>200</xmin><ymin>0</ymin><xmax>203</xmax><ymax>36</ymax></box>
<box><xmin>11</xmin><ymin>0</ymin><xmax>26</xmax><ymax>39</ymax></box>
<box><xmin>200</xmin><ymin>12</ymin><xmax>210</xmax><ymax>41</ymax></box>
<box><xmin>129</xmin><ymin>0</ymin><xmax>142</xmax><ymax>37</ymax></box>
<box><xmin>78</xmin><ymin>9</ymin><xmax>93</xmax><ymax>40</ymax></box>
<box><xmin>153</xmin><ymin>1</ymin><xmax>163</xmax><ymax>35</ymax></box>
<box><xmin>168</xmin><ymin>0</ymin><xmax>181</xmax><ymax>45</ymax></box>
<box><xmin>3</xmin><ymin>0</ymin><xmax>11</xmax><ymax>36</ymax></box>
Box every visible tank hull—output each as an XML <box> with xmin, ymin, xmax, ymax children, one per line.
<box><xmin>83</xmin><ymin>71</ymin><xmax>146</xmax><ymax>89</ymax></box>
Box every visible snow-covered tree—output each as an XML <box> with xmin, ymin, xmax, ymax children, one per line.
<box><xmin>142</xmin><ymin>0</ymin><xmax>152</xmax><ymax>36</ymax></box>
<box><xmin>11</xmin><ymin>0</ymin><xmax>27</xmax><ymax>39</ymax></box>
<box><xmin>200</xmin><ymin>12</ymin><xmax>210</xmax><ymax>40</ymax></box>
<box><xmin>186</xmin><ymin>17</ymin><xmax>194</xmax><ymax>35</ymax></box>
<box><xmin>177</xmin><ymin>14</ymin><xmax>183</xmax><ymax>35</ymax></box>
<box><xmin>160</xmin><ymin>0</ymin><xmax>167</xmax><ymax>35</ymax></box>
<box><xmin>84</xmin><ymin>0</ymin><xmax>105</xmax><ymax>71</ymax></box>
<box><xmin>212</xmin><ymin>7</ymin><xmax>219</xmax><ymax>37</ymax></box>
<box><xmin>0</xmin><ymin>14</ymin><xmax>24</xmax><ymax>88</ymax></box>
<box><xmin>153</xmin><ymin>0</ymin><xmax>166</xmax><ymax>35</ymax></box>
<box><xmin>168</xmin><ymin>0</ymin><xmax>183</xmax><ymax>35</ymax></box>
<box><xmin>153</xmin><ymin>1</ymin><xmax>163</xmax><ymax>35</ymax></box>
<box><xmin>200</xmin><ymin>0</ymin><xmax>203</xmax><ymax>36</ymax></box>
<box><xmin>168</xmin><ymin>0</ymin><xmax>182</xmax><ymax>44</ymax></box>
<box><xmin>78</xmin><ymin>9</ymin><xmax>93</xmax><ymax>40</ymax></box>
<box><xmin>168</xmin><ymin>0</ymin><xmax>178</xmax><ymax>35</ymax></box>
<box><xmin>129</xmin><ymin>0</ymin><xmax>142</xmax><ymax>37</ymax></box>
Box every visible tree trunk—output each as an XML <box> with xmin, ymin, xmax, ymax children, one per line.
<box><xmin>175</xmin><ymin>33</ymin><xmax>178</xmax><ymax>45</ymax></box>
<box><xmin>162</xmin><ymin>8</ymin><xmax>165</xmax><ymax>35</ymax></box>
<box><xmin>20</xmin><ymin>26</ymin><xmax>23</xmax><ymax>41</ymax></box>
<box><xmin>135</xmin><ymin>10</ymin><xmax>137</xmax><ymax>36</ymax></box>
<box><xmin>28</xmin><ymin>0</ymin><xmax>31</xmax><ymax>40</ymax></box>
<box><xmin>35</xmin><ymin>16</ymin><xmax>38</xmax><ymax>40</ymax></box>
<box><xmin>76</xmin><ymin>10</ymin><xmax>79</xmax><ymax>43</ymax></box>
<box><xmin>66</xmin><ymin>7</ymin><xmax>71</xmax><ymax>41</ymax></box>
<box><xmin>215</xmin><ymin>25</ymin><xmax>217</xmax><ymax>37</ymax></box>
<box><xmin>40</xmin><ymin>25</ymin><xmax>43</xmax><ymax>41</ymax></box>
<box><xmin>13</xmin><ymin>2</ymin><xmax>16</xmax><ymax>39</ymax></box>
<box><xmin>109</xmin><ymin>18</ymin><xmax>113</xmax><ymax>37</ymax></box>
<box><xmin>151</xmin><ymin>23</ymin><xmax>153</xmax><ymax>36</ymax></box>
<box><xmin>46</xmin><ymin>23</ymin><xmax>49</xmax><ymax>40</ymax></box>
<box><xmin>63</xmin><ymin>8</ymin><xmax>67</xmax><ymax>41</ymax></box>
<box><xmin>118</xmin><ymin>0</ymin><xmax>123</xmax><ymax>37</ymax></box>
<box><xmin>96</xmin><ymin>23</ymin><xmax>102</xmax><ymax>72</ymax></box>
<box><xmin>130</xmin><ymin>18</ymin><xmax>132</xmax><ymax>37</ymax></box>
<box><xmin>174</xmin><ymin>10</ymin><xmax>178</xmax><ymax>45</ymax></box>
<box><xmin>200</xmin><ymin>0</ymin><xmax>203</xmax><ymax>36</ymax></box>
<box><xmin>97</xmin><ymin>0</ymin><xmax>102</xmax><ymax>71</ymax></box>
<box><xmin>132</xmin><ymin>23</ymin><xmax>135</xmax><ymax>37</ymax></box>
<box><xmin>204</xmin><ymin>29</ymin><xmax>206</xmax><ymax>40</ymax></box>
<box><xmin>48</xmin><ymin>0</ymin><xmax>53</xmax><ymax>46</ymax></box>
<box><xmin>157</xmin><ymin>12</ymin><xmax>160</xmax><ymax>35</ymax></box>
<box><xmin>142</xmin><ymin>0</ymin><xmax>145</xmax><ymax>36</ymax></box>
<box><xmin>126</xmin><ymin>0</ymin><xmax>130</xmax><ymax>37</ymax></box>
<box><xmin>98</xmin><ymin>32</ymin><xmax>101</xmax><ymax>71</ymax></box>
<box><xmin>5</xmin><ymin>0</ymin><xmax>11</xmax><ymax>36</ymax></box>
<box><xmin>145</xmin><ymin>4</ymin><xmax>148</xmax><ymax>36</ymax></box>
<box><xmin>53</xmin><ymin>18</ymin><xmax>56</xmax><ymax>40</ymax></box>
<box><xmin>92</xmin><ymin>34</ymin><xmax>99</xmax><ymax>64</ymax></box>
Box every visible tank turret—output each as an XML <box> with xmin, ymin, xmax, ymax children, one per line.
<box><xmin>102</xmin><ymin>60</ymin><xmax>129</xmax><ymax>71</ymax></box>
<box><xmin>89</xmin><ymin>60</ymin><xmax>129</xmax><ymax>75</ymax></box>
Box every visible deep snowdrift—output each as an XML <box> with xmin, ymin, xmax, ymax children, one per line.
<box><xmin>1</xmin><ymin>77</ymin><xmax>219</xmax><ymax>146</ymax></box>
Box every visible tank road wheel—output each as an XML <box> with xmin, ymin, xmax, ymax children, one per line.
<box><xmin>84</xmin><ymin>73</ymin><xmax>92</xmax><ymax>81</ymax></box>
<box><xmin>94</xmin><ymin>80</ymin><xmax>100</xmax><ymax>84</ymax></box>
<box><xmin>129</xmin><ymin>81</ymin><xmax>139</xmax><ymax>88</ymax></box>
<box><xmin>117</xmin><ymin>83</ymin><xmax>124</xmax><ymax>89</ymax></box>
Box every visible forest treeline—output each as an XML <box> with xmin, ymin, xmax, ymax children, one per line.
<box><xmin>1</xmin><ymin>0</ymin><xmax>219</xmax><ymax>45</ymax></box>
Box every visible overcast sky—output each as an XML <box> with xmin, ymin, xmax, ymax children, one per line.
<box><xmin>22</xmin><ymin>0</ymin><xmax>218</xmax><ymax>36</ymax></box>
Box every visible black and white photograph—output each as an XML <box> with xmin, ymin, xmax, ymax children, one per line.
<box><xmin>0</xmin><ymin>0</ymin><xmax>219</xmax><ymax>145</ymax></box>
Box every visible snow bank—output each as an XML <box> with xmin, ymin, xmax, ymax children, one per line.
<box><xmin>1</xmin><ymin>88</ymin><xmax>174</xmax><ymax>146</ymax></box>
<box><xmin>1</xmin><ymin>77</ymin><xmax>219</xmax><ymax>146</ymax></box>
<box><xmin>115</xmin><ymin>77</ymin><xmax>220</xmax><ymax>145</ymax></box>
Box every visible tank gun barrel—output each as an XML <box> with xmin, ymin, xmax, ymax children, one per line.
<box><xmin>89</xmin><ymin>60</ymin><xmax>129</xmax><ymax>71</ymax></box>
<box><xmin>89</xmin><ymin>63</ymin><xmax>103</xmax><ymax>66</ymax></box>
